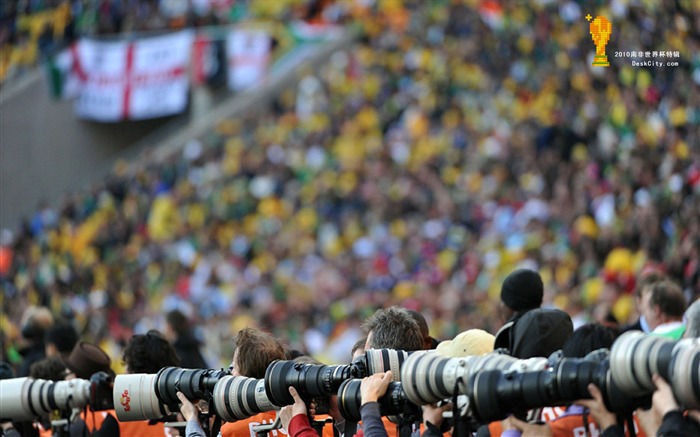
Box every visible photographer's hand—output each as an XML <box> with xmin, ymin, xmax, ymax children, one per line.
<box><xmin>176</xmin><ymin>391</ymin><xmax>200</xmax><ymax>423</ymax></box>
<box><xmin>280</xmin><ymin>386</ymin><xmax>308</xmax><ymax>431</ymax></box>
<box><xmin>651</xmin><ymin>374</ymin><xmax>679</xmax><ymax>417</ymax></box>
<box><xmin>422</xmin><ymin>403</ymin><xmax>451</xmax><ymax>428</ymax></box>
<box><xmin>360</xmin><ymin>370</ymin><xmax>393</xmax><ymax>404</ymax></box>
<box><xmin>575</xmin><ymin>383</ymin><xmax>617</xmax><ymax>431</ymax></box>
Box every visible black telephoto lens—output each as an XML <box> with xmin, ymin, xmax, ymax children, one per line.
<box><xmin>337</xmin><ymin>379</ymin><xmax>408</xmax><ymax>422</ymax></box>
<box><xmin>264</xmin><ymin>360</ymin><xmax>352</xmax><ymax>407</ymax></box>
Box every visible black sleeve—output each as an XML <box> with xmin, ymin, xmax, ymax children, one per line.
<box><xmin>657</xmin><ymin>411</ymin><xmax>700</xmax><ymax>437</ymax></box>
<box><xmin>600</xmin><ymin>424</ymin><xmax>625</xmax><ymax>437</ymax></box>
<box><xmin>474</xmin><ymin>424</ymin><xmax>491</xmax><ymax>437</ymax></box>
<box><xmin>92</xmin><ymin>413</ymin><xmax>120</xmax><ymax>437</ymax></box>
<box><xmin>421</xmin><ymin>421</ymin><xmax>444</xmax><ymax>437</ymax></box>
<box><xmin>360</xmin><ymin>403</ymin><xmax>389</xmax><ymax>437</ymax></box>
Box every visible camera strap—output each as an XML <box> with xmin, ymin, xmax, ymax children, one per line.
<box><xmin>344</xmin><ymin>419</ymin><xmax>358</xmax><ymax>437</ymax></box>
<box><xmin>452</xmin><ymin>376</ymin><xmax>467</xmax><ymax>437</ymax></box>
<box><xmin>212</xmin><ymin>414</ymin><xmax>222</xmax><ymax>437</ymax></box>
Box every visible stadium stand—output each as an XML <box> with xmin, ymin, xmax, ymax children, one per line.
<box><xmin>1</xmin><ymin>0</ymin><xmax>699</xmax><ymax>372</ymax></box>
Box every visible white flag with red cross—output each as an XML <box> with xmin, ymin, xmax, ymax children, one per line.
<box><xmin>73</xmin><ymin>31</ymin><xmax>194</xmax><ymax>122</ymax></box>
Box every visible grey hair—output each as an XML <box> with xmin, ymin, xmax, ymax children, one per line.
<box><xmin>684</xmin><ymin>299</ymin><xmax>700</xmax><ymax>338</ymax></box>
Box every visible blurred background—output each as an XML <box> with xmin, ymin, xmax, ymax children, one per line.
<box><xmin>1</xmin><ymin>0</ymin><xmax>699</xmax><ymax>370</ymax></box>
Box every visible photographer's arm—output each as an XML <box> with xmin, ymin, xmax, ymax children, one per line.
<box><xmin>358</xmin><ymin>371</ymin><xmax>392</xmax><ymax>437</ymax></box>
<box><xmin>280</xmin><ymin>387</ymin><xmax>319</xmax><ymax>437</ymax></box>
<box><xmin>1</xmin><ymin>421</ymin><xmax>21</xmax><ymax>437</ymax></box>
<box><xmin>177</xmin><ymin>391</ymin><xmax>207</xmax><ymax>437</ymax></box>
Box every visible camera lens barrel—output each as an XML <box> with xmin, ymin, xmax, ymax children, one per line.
<box><xmin>363</xmin><ymin>349</ymin><xmax>410</xmax><ymax>379</ymax></box>
<box><xmin>337</xmin><ymin>379</ymin><xmax>407</xmax><ymax>422</ymax></box>
<box><xmin>0</xmin><ymin>377</ymin><xmax>91</xmax><ymax>422</ymax></box>
<box><xmin>264</xmin><ymin>360</ymin><xmax>352</xmax><ymax>407</ymax></box>
<box><xmin>212</xmin><ymin>375</ymin><xmax>275</xmax><ymax>422</ymax></box>
<box><xmin>114</xmin><ymin>374</ymin><xmax>171</xmax><ymax>422</ymax></box>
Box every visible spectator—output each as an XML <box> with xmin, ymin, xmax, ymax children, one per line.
<box><xmin>622</xmin><ymin>272</ymin><xmax>666</xmax><ymax>334</ymax></box>
<box><xmin>44</xmin><ymin>322</ymin><xmax>79</xmax><ymax>359</ymax></box>
<box><xmin>17</xmin><ymin>307</ymin><xmax>54</xmax><ymax>377</ymax></box>
<box><xmin>643</xmin><ymin>280</ymin><xmax>687</xmax><ymax>340</ymax></box>
<box><xmin>165</xmin><ymin>309</ymin><xmax>208</xmax><ymax>369</ymax></box>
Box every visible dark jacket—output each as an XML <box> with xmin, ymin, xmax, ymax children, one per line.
<box><xmin>173</xmin><ymin>334</ymin><xmax>208</xmax><ymax>369</ymax></box>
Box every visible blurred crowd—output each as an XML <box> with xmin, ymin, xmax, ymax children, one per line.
<box><xmin>0</xmin><ymin>0</ymin><xmax>337</xmax><ymax>85</ymax></box>
<box><xmin>1</xmin><ymin>0</ymin><xmax>700</xmax><ymax>372</ymax></box>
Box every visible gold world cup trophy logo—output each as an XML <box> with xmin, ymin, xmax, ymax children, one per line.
<box><xmin>586</xmin><ymin>14</ymin><xmax>612</xmax><ymax>67</ymax></box>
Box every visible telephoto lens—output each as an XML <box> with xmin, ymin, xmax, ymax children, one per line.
<box><xmin>212</xmin><ymin>375</ymin><xmax>276</xmax><ymax>422</ymax></box>
<box><xmin>610</xmin><ymin>332</ymin><xmax>700</xmax><ymax>409</ymax></box>
<box><xmin>155</xmin><ymin>367</ymin><xmax>228</xmax><ymax>409</ymax></box>
<box><xmin>114</xmin><ymin>374</ymin><xmax>172</xmax><ymax>421</ymax></box>
<box><xmin>400</xmin><ymin>350</ymin><xmax>527</xmax><ymax>406</ymax></box>
<box><xmin>114</xmin><ymin>367</ymin><xmax>228</xmax><ymax>422</ymax></box>
<box><xmin>1</xmin><ymin>377</ymin><xmax>93</xmax><ymax>421</ymax></box>
<box><xmin>337</xmin><ymin>379</ymin><xmax>408</xmax><ymax>422</ymax></box>
<box><xmin>264</xmin><ymin>360</ymin><xmax>352</xmax><ymax>407</ymax></box>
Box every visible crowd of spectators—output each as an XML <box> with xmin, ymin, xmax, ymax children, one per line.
<box><xmin>0</xmin><ymin>0</ymin><xmax>333</xmax><ymax>85</ymax></box>
<box><xmin>1</xmin><ymin>0</ymin><xmax>699</xmax><ymax>373</ymax></box>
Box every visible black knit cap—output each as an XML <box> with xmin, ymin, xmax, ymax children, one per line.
<box><xmin>500</xmin><ymin>269</ymin><xmax>544</xmax><ymax>312</ymax></box>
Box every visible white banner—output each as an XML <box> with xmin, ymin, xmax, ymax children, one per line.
<box><xmin>227</xmin><ymin>29</ymin><xmax>271</xmax><ymax>91</ymax></box>
<box><xmin>73</xmin><ymin>31</ymin><xmax>194</xmax><ymax>121</ymax></box>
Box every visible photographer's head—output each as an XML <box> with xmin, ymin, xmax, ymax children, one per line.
<box><xmin>407</xmin><ymin>309</ymin><xmax>435</xmax><ymax>350</ymax></box>
<box><xmin>363</xmin><ymin>306</ymin><xmax>423</xmax><ymax>351</ymax></box>
<box><xmin>436</xmin><ymin>329</ymin><xmax>495</xmax><ymax>357</ymax></box>
<box><xmin>122</xmin><ymin>330</ymin><xmax>180</xmax><ymax>374</ymax></box>
<box><xmin>561</xmin><ymin>323</ymin><xmax>618</xmax><ymax>358</ymax></box>
<box><xmin>685</xmin><ymin>299</ymin><xmax>700</xmax><ymax>339</ymax></box>
<box><xmin>65</xmin><ymin>341</ymin><xmax>113</xmax><ymax>379</ymax></box>
<box><xmin>232</xmin><ymin>327</ymin><xmax>285</xmax><ymax>378</ymax></box>
<box><xmin>499</xmin><ymin>269</ymin><xmax>543</xmax><ymax>322</ymax></box>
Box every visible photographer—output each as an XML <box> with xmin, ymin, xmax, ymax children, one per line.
<box><xmin>219</xmin><ymin>328</ymin><xmax>288</xmax><ymax>437</ymax></box>
<box><xmin>360</xmin><ymin>307</ymin><xmax>424</xmax><ymax>437</ymax></box>
<box><xmin>478</xmin><ymin>323</ymin><xmax>621</xmax><ymax>437</ymax></box>
<box><xmin>64</xmin><ymin>341</ymin><xmax>119</xmax><ymax>437</ymax></box>
<box><xmin>362</xmin><ymin>307</ymin><xmax>423</xmax><ymax>353</ymax></box>
<box><xmin>281</xmin><ymin>371</ymin><xmax>394</xmax><ymax>437</ymax></box>
<box><xmin>120</xmin><ymin>330</ymin><xmax>181</xmax><ymax>437</ymax></box>
<box><xmin>635</xmin><ymin>374</ymin><xmax>700</xmax><ymax>437</ymax></box>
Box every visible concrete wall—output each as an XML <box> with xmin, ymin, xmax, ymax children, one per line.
<box><xmin>0</xmin><ymin>31</ymin><xmax>355</xmax><ymax>231</ymax></box>
<box><xmin>0</xmin><ymin>70</ymin><xmax>175</xmax><ymax>229</ymax></box>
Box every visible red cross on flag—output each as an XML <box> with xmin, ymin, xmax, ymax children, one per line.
<box><xmin>72</xmin><ymin>31</ymin><xmax>195</xmax><ymax>122</ymax></box>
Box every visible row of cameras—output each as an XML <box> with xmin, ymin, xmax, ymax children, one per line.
<box><xmin>1</xmin><ymin>331</ymin><xmax>699</xmax><ymax>426</ymax></box>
